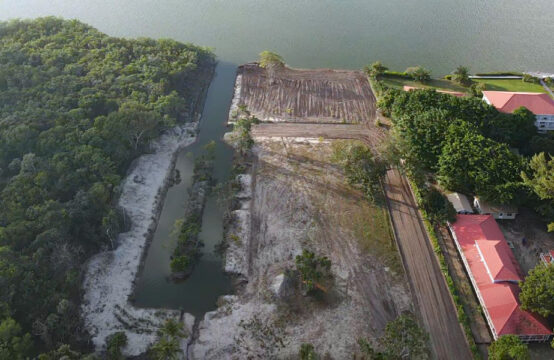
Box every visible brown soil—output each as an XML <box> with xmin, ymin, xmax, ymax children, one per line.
<box><xmin>384</xmin><ymin>169</ymin><xmax>473</xmax><ymax>360</ymax></box>
<box><xmin>236</xmin><ymin>63</ymin><xmax>377</xmax><ymax>124</ymax></box>
<box><xmin>251</xmin><ymin>122</ymin><xmax>386</xmax><ymax>150</ymax></box>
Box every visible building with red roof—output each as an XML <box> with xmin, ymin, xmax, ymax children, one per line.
<box><xmin>482</xmin><ymin>91</ymin><xmax>554</xmax><ymax>132</ymax></box>
<box><xmin>449</xmin><ymin>215</ymin><xmax>552</xmax><ymax>342</ymax></box>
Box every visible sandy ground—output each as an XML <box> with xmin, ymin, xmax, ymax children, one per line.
<box><xmin>81</xmin><ymin>123</ymin><xmax>198</xmax><ymax>357</ymax></box>
<box><xmin>497</xmin><ymin>209</ymin><xmax>553</xmax><ymax>275</ymax></box>
<box><xmin>190</xmin><ymin>138</ymin><xmax>412</xmax><ymax>359</ymax></box>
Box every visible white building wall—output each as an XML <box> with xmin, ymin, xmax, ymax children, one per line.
<box><xmin>535</xmin><ymin>114</ymin><xmax>554</xmax><ymax>132</ymax></box>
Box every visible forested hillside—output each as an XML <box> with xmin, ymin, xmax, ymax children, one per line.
<box><xmin>0</xmin><ymin>17</ymin><xmax>214</xmax><ymax>357</ymax></box>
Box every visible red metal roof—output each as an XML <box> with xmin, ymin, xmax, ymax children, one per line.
<box><xmin>451</xmin><ymin>215</ymin><xmax>552</xmax><ymax>337</ymax></box>
<box><xmin>483</xmin><ymin>91</ymin><xmax>554</xmax><ymax>115</ymax></box>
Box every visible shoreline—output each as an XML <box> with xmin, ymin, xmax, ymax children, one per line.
<box><xmin>81</xmin><ymin>123</ymin><xmax>198</xmax><ymax>356</ymax></box>
<box><xmin>81</xmin><ymin>63</ymin><xmax>215</xmax><ymax>357</ymax></box>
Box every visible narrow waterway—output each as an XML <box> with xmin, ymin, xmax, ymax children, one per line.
<box><xmin>132</xmin><ymin>62</ymin><xmax>236</xmax><ymax>316</ymax></box>
<box><xmin>3</xmin><ymin>0</ymin><xmax>552</xmax><ymax>319</ymax></box>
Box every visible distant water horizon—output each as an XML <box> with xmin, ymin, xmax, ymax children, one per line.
<box><xmin>1</xmin><ymin>0</ymin><xmax>553</xmax><ymax>74</ymax></box>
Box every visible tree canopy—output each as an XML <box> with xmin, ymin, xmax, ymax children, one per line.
<box><xmin>0</xmin><ymin>17</ymin><xmax>214</xmax><ymax>356</ymax></box>
<box><xmin>376</xmin><ymin>87</ymin><xmax>554</xmax><ymax>226</ymax></box>
<box><xmin>488</xmin><ymin>335</ymin><xmax>530</xmax><ymax>360</ymax></box>
<box><xmin>364</xmin><ymin>61</ymin><xmax>388</xmax><ymax>78</ymax></box>
<box><xmin>522</xmin><ymin>152</ymin><xmax>554</xmax><ymax>231</ymax></box>
<box><xmin>519</xmin><ymin>263</ymin><xmax>554</xmax><ymax>317</ymax></box>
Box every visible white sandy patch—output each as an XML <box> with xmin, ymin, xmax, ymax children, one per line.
<box><xmin>224</xmin><ymin>209</ymin><xmax>250</xmax><ymax>276</ymax></box>
<box><xmin>191</xmin><ymin>296</ymin><xmax>277</xmax><ymax>359</ymax></box>
<box><xmin>235</xmin><ymin>174</ymin><xmax>252</xmax><ymax>199</ymax></box>
<box><xmin>228</xmin><ymin>73</ymin><xmax>242</xmax><ymax>122</ymax></box>
<box><xmin>81</xmin><ymin>123</ymin><xmax>198</xmax><ymax>356</ymax></box>
<box><xmin>254</xmin><ymin>136</ymin><xmax>331</xmax><ymax>145</ymax></box>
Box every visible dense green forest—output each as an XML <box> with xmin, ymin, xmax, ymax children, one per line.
<box><xmin>377</xmin><ymin>87</ymin><xmax>554</xmax><ymax>230</ymax></box>
<box><xmin>0</xmin><ymin>17</ymin><xmax>214</xmax><ymax>357</ymax></box>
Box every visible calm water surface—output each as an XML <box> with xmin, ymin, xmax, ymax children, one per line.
<box><xmin>2</xmin><ymin>0</ymin><xmax>553</xmax><ymax>315</ymax></box>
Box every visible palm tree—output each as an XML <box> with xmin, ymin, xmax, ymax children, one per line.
<box><xmin>158</xmin><ymin>318</ymin><xmax>188</xmax><ymax>339</ymax></box>
<box><xmin>406</xmin><ymin>66</ymin><xmax>431</xmax><ymax>83</ymax></box>
<box><xmin>452</xmin><ymin>66</ymin><xmax>470</xmax><ymax>86</ymax></box>
<box><xmin>150</xmin><ymin>336</ymin><xmax>182</xmax><ymax>360</ymax></box>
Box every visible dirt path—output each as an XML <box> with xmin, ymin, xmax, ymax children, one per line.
<box><xmin>384</xmin><ymin>169</ymin><xmax>472</xmax><ymax>360</ymax></box>
<box><xmin>252</xmin><ymin>123</ymin><xmax>386</xmax><ymax>150</ymax></box>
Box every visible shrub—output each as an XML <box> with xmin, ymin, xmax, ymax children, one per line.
<box><xmin>488</xmin><ymin>335</ymin><xmax>529</xmax><ymax>360</ymax></box>
<box><xmin>299</xmin><ymin>343</ymin><xmax>317</xmax><ymax>360</ymax></box>
<box><xmin>106</xmin><ymin>332</ymin><xmax>127</xmax><ymax>360</ymax></box>
<box><xmin>382</xmin><ymin>70</ymin><xmax>412</xmax><ymax>79</ymax></box>
<box><xmin>522</xmin><ymin>73</ymin><xmax>540</xmax><ymax>84</ymax></box>
<box><xmin>295</xmin><ymin>249</ymin><xmax>332</xmax><ymax>293</ymax></box>
<box><xmin>418</xmin><ymin>188</ymin><xmax>457</xmax><ymax>225</ymax></box>
<box><xmin>170</xmin><ymin>255</ymin><xmax>190</xmax><ymax>273</ymax></box>
<box><xmin>474</xmin><ymin>71</ymin><xmax>523</xmax><ymax>76</ymax></box>
<box><xmin>406</xmin><ymin>66</ymin><xmax>431</xmax><ymax>82</ymax></box>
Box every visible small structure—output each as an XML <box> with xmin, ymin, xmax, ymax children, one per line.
<box><xmin>540</xmin><ymin>250</ymin><xmax>554</xmax><ymax>265</ymax></box>
<box><xmin>446</xmin><ymin>192</ymin><xmax>474</xmax><ymax>214</ymax></box>
<box><xmin>449</xmin><ymin>215</ymin><xmax>552</xmax><ymax>342</ymax></box>
<box><xmin>482</xmin><ymin>91</ymin><xmax>554</xmax><ymax>132</ymax></box>
<box><xmin>403</xmin><ymin>85</ymin><xmax>465</xmax><ymax>97</ymax></box>
<box><xmin>474</xmin><ymin>197</ymin><xmax>517</xmax><ymax>220</ymax></box>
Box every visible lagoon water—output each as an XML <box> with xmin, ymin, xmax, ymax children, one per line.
<box><xmin>2</xmin><ymin>0</ymin><xmax>553</xmax><ymax>315</ymax></box>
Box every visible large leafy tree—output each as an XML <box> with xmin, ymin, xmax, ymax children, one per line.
<box><xmin>522</xmin><ymin>152</ymin><xmax>554</xmax><ymax>200</ymax></box>
<box><xmin>364</xmin><ymin>61</ymin><xmax>388</xmax><ymax>78</ymax></box>
<box><xmin>392</xmin><ymin>109</ymin><xmax>450</xmax><ymax>171</ymax></box>
<box><xmin>519</xmin><ymin>264</ymin><xmax>554</xmax><ymax>317</ymax></box>
<box><xmin>488</xmin><ymin>335</ymin><xmax>529</xmax><ymax>360</ymax></box>
<box><xmin>521</xmin><ymin>152</ymin><xmax>554</xmax><ymax>231</ymax></box>
<box><xmin>438</xmin><ymin>121</ymin><xmax>526</xmax><ymax>204</ymax></box>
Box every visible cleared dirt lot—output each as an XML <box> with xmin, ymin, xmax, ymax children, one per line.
<box><xmin>191</xmin><ymin>139</ymin><xmax>412</xmax><ymax>359</ymax></box>
<box><xmin>384</xmin><ymin>169</ymin><xmax>472</xmax><ymax>360</ymax></box>
<box><xmin>235</xmin><ymin>63</ymin><xmax>378</xmax><ymax>124</ymax></box>
<box><xmin>252</xmin><ymin>122</ymin><xmax>386</xmax><ymax>150</ymax></box>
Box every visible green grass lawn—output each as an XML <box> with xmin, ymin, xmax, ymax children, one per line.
<box><xmin>473</xmin><ymin>78</ymin><xmax>546</xmax><ymax>93</ymax></box>
<box><xmin>380</xmin><ymin>76</ymin><xmax>469</xmax><ymax>93</ymax></box>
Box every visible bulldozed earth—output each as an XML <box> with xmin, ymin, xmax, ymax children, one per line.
<box><xmin>232</xmin><ymin>63</ymin><xmax>378</xmax><ymax>124</ymax></box>
<box><xmin>189</xmin><ymin>137</ymin><xmax>412</xmax><ymax>358</ymax></box>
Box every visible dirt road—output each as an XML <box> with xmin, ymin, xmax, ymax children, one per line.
<box><xmin>252</xmin><ymin>123</ymin><xmax>385</xmax><ymax>150</ymax></box>
<box><xmin>384</xmin><ymin>169</ymin><xmax>472</xmax><ymax>360</ymax></box>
